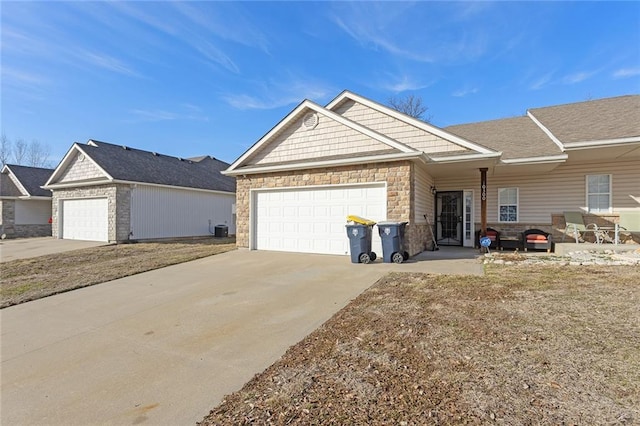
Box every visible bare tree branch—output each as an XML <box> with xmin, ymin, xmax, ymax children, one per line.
<box><xmin>388</xmin><ymin>94</ymin><xmax>432</xmax><ymax>122</ymax></box>
<box><xmin>0</xmin><ymin>133</ymin><xmax>11</xmax><ymax>167</ymax></box>
<box><xmin>13</xmin><ymin>138</ymin><xmax>28</xmax><ymax>165</ymax></box>
<box><xmin>27</xmin><ymin>139</ymin><xmax>51</xmax><ymax>168</ymax></box>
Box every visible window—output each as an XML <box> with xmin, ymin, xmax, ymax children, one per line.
<box><xmin>498</xmin><ymin>188</ymin><xmax>518</xmax><ymax>222</ymax></box>
<box><xmin>586</xmin><ymin>174</ymin><xmax>611</xmax><ymax>213</ymax></box>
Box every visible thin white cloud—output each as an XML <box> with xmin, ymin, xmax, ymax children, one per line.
<box><xmin>129</xmin><ymin>107</ymin><xmax>209</xmax><ymax>122</ymax></box>
<box><xmin>529</xmin><ymin>72</ymin><xmax>555</xmax><ymax>90</ymax></box>
<box><xmin>222</xmin><ymin>78</ymin><xmax>334</xmax><ymax>110</ymax></box>
<box><xmin>563</xmin><ymin>71</ymin><xmax>596</xmax><ymax>85</ymax></box>
<box><xmin>1</xmin><ymin>67</ymin><xmax>49</xmax><ymax>86</ymax></box>
<box><xmin>193</xmin><ymin>40</ymin><xmax>240</xmax><ymax>74</ymax></box>
<box><xmin>452</xmin><ymin>87</ymin><xmax>479</xmax><ymax>97</ymax></box>
<box><xmin>378</xmin><ymin>74</ymin><xmax>434</xmax><ymax>93</ymax></box>
<box><xmin>332</xmin><ymin>15</ymin><xmax>434</xmax><ymax>63</ymax></box>
<box><xmin>81</xmin><ymin>51</ymin><xmax>140</xmax><ymax>77</ymax></box>
<box><xmin>613</xmin><ymin>68</ymin><xmax>640</xmax><ymax>79</ymax></box>
<box><xmin>171</xmin><ymin>2</ymin><xmax>270</xmax><ymax>54</ymax></box>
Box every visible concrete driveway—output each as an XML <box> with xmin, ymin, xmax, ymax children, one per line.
<box><xmin>0</xmin><ymin>237</ymin><xmax>107</xmax><ymax>262</ymax></box>
<box><xmin>1</xmin><ymin>248</ymin><xmax>482</xmax><ymax>425</ymax></box>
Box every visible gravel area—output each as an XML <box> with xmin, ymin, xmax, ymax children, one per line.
<box><xmin>484</xmin><ymin>248</ymin><xmax>640</xmax><ymax>266</ymax></box>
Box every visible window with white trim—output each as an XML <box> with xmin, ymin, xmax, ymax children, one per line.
<box><xmin>498</xmin><ymin>187</ymin><xmax>518</xmax><ymax>222</ymax></box>
<box><xmin>586</xmin><ymin>174</ymin><xmax>611</xmax><ymax>213</ymax></box>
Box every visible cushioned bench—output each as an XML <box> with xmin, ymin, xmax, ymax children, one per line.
<box><xmin>523</xmin><ymin>229</ymin><xmax>553</xmax><ymax>253</ymax></box>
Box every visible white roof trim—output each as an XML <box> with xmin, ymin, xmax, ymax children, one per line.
<box><xmin>43</xmin><ymin>179</ymin><xmax>234</xmax><ymax>195</ymax></box>
<box><xmin>563</xmin><ymin>137</ymin><xmax>640</xmax><ymax>149</ymax></box>
<box><xmin>326</xmin><ymin>90</ymin><xmax>496</xmax><ymax>154</ymax></box>
<box><xmin>223</xmin><ymin>152</ymin><xmax>423</xmax><ymax>176</ymax></box>
<box><xmin>527</xmin><ymin>111</ymin><xmax>565</xmax><ymax>152</ymax></box>
<box><xmin>3</xmin><ymin>166</ymin><xmax>30</xmax><ymax>196</ymax></box>
<box><xmin>426</xmin><ymin>152</ymin><xmax>502</xmax><ymax>163</ymax></box>
<box><xmin>226</xmin><ymin>100</ymin><xmax>416</xmax><ymax>173</ymax></box>
<box><xmin>44</xmin><ymin>143</ymin><xmax>113</xmax><ymax>188</ymax></box>
<box><xmin>500</xmin><ymin>154</ymin><xmax>568</xmax><ymax>164</ymax></box>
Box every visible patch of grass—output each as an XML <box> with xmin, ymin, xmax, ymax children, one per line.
<box><xmin>200</xmin><ymin>265</ymin><xmax>640</xmax><ymax>425</ymax></box>
<box><xmin>1</xmin><ymin>238</ymin><xmax>236</xmax><ymax>308</ymax></box>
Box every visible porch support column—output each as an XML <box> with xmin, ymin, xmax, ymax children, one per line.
<box><xmin>480</xmin><ymin>168</ymin><xmax>488</xmax><ymax>236</ymax></box>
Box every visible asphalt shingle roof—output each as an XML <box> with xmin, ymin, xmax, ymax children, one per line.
<box><xmin>81</xmin><ymin>140</ymin><xmax>235</xmax><ymax>193</ymax></box>
<box><xmin>1</xmin><ymin>164</ymin><xmax>54</xmax><ymax>197</ymax></box>
<box><xmin>444</xmin><ymin>116</ymin><xmax>562</xmax><ymax>160</ymax></box>
<box><xmin>529</xmin><ymin>95</ymin><xmax>640</xmax><ymax>143</ymax></box>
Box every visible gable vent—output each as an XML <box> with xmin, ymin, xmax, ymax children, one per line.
<box><xmin>303</xmin><ymin>112</ymin><xmax>319</xmax><ymax>130</ymax></box>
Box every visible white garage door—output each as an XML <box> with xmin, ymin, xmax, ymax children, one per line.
<box><xmin>61</xmin><ymin>198</ymin><xmax>109</xmax><ymax>242</ymax></box>
<box><xmin>254</xmin><ymin>184</ymin><xmax>386</xmax><ymax>255</ymax></box>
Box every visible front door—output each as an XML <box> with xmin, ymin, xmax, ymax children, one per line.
<box><xmin>436</xmin><ymin>191</ymin><xmax>463</xmax><ymax>246</ymax></box>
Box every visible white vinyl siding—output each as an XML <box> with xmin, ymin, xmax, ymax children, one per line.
<box><xmin>130</xmin><ymin>185</ymin><xmax>236</xmax><ymax>240</ymax></box>
<box><xmin>498</xmin><ymin>188</ymin><xmax>518</xmax><ymax>222</ymax></box>
<box><xmin>414</xmin><ymin>164</ymin><xmax>435</xmax><ymax>223</ymax></box>
<box><xmin>586</xmin><ymin>174</ymin><xmax>611</xmax><ymax>213</ymax></box>
<box><xmin>15</xmin><ymin>200</ymin><xmax>51</xmax><ymax>224</ymax></box>
<box><xmin>252</xmin><ymin>184</ymin><xmax>386</xmax><ymax>255</ymax></box>
<box><xmin>433</xmin><ymin>159</ymin><xmax>639</xmax><ymax>223</ymax></box>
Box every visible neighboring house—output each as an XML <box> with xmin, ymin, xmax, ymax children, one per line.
<box><xmin>43</xmin><ymin>140</ymin><xmax>236</xmax><ymax>242</ymax></box>
<box><xmin>0</xmin><ymin>164</ymin><xmax>54</xmax><ymax>238</ymax></box>
<box><xmin>223</xmin><ymin>91</ymin><xmax>640</xmax><ymax>256</ymax></box>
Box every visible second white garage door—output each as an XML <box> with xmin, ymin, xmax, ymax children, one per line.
<box><xmin>61</xmin><ymin>198</ymin><xmax>109</xmax><ymax>242</ymax></box>
<box><xmin>254</xmin><ymin>184</ymin><xmax>386</xmax><ymax>255</ymax></box>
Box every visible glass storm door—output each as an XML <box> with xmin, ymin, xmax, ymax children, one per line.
<box><xmin>436</xmin><ymin>191</ymin><xmax>463</xmax><ymax>246</ymax></box>
<box><xmin>463</xmin><ymin>190</ymin><xmax>474</xmax><ymax>247</ymax></box>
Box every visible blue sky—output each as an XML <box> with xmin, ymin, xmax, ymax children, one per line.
<box><xmin>2</xmin><ymin>1</ymin><xmax>639</xmax><ymax>166</ymax></box>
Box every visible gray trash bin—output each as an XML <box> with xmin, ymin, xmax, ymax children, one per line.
<box><xmin>377</xmin><ymin>221</ymin><xmax>409</xmax><ymax>264</ymax></box>
<box><xmin>345</xmin><ymin>224</ymin><xmax>377</xmax><ymax>264</ymax></box>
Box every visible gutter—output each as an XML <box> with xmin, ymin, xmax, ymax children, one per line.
<box><xmin>222</xmin><ymin>152</ymin><xmax>424</xmax><ymax>176</ymax></box>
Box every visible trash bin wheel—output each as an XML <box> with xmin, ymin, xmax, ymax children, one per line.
<box><xmin>359</xmin><ymin>253</ymin><xmax>371</xmax><ymax>264</ymax></box>
<box><xmin>369</xmin><ymin>252</ymin><xmax>377</xmax><ymax>261</ymax></box>
<box><xmin>392</xmin><ymin>252</ymin><xmax>404</xmax><ymax>264</ymax></box>
<box><xmin>403</xmin><ymin>251</ymin><xmax>410</xmax><ymax>261</ymax></box>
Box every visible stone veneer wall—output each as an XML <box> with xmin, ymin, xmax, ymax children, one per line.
<box><xmin>1</xmin><ymin>199</ymin><xmax>15</xmax><ymax>237</ymax></box>
<box><xmin>51</xmin><ymin>184</ymin><xmax>132</xmax><ymax>242</ymax></box>
<box><xmin>14</xmin><ymin>224</ymin><xmax>52</xmax><ymax>238</ymax></box>
<box><xmin>235</xmin><ymin>161</ymin><xmax>430</xmax><ymax>255</ymax></box>
<box><xmin>1</xmin><ymin>200</ymin><xmax>52</xmax><ymax>238</ymax></box>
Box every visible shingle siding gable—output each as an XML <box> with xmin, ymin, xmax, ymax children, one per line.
<box><xmin>247</xmin><ymin>110</ymin><xmax>393</xmax><ymax>165</ymax></box>
<box><xmin>334</xmin><ymin>99</ymin><xmax>468</xmax><ymax>154</ymax></box>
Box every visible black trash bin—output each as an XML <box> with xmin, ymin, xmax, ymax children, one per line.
<box><xmin>214</xmin><ymin>225</ymin><xmax>228</xmax><ymax>238</ymax></box>
<box><xmin>345</xmin><ymin>224</ymin><xmax>377</xmax><ymax>264</ymax></box>
<box><xmin>377</xmin><ymin>221</ymin><xmax>409</xmax><ymax>264</ymax></box>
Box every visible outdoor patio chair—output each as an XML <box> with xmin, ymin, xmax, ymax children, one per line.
<box><xmin>476</xmin><ymin>227</ymin><xmax>500</xmax><ymax>250</ymax></box>
<box><xmin>523</xmin><ymin>229</ymin><xmax>553</xmax><ymax>252</ymax></box>
<box><xmin>561</xmin><ymin>211</ymin><xmax>600</xmax><ymax>243</ymax></box>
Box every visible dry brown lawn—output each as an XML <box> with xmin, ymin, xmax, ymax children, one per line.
<box><xmin>201</xmin><ymin>265</ymin><xmax>640</xmax><ymax>425</ymax></box>
<box><xmin>1</xmin><ymin>238</ymin><xmax>236</xmax><ymax>308</ymax></box>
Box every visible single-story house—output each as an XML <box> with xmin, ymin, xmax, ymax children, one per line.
<box><xmin>223</xmin><ymin>91</ymin><xmax>640</xmax><ymax>256</ymax></box>
<box><xmin>43</xmin><ymin>140</ymin><xmax>236</xmax><ymax>242</ymax></box>
<box><xmin>1</xmin><ymin>164</ymin><xmax>54</xmax><ymax>238</ymax></box>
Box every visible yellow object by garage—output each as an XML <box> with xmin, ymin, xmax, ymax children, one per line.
<box><xmin>347</xmin><ymin>215</ymin><xmax>376</xmax><ymax>226</ymax></box>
